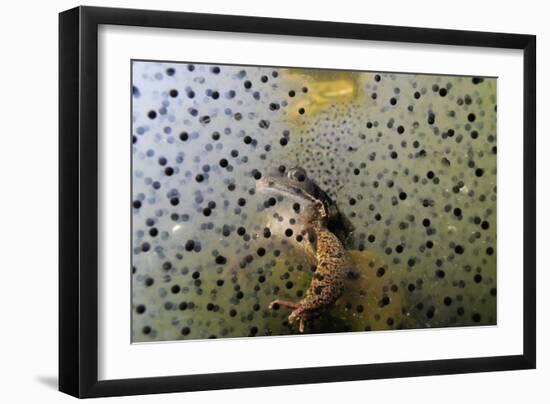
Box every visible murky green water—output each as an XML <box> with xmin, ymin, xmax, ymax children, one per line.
<box><xmin>131</xmin><ymin>61</ymin><xmax>496</xmax><ymax>342</ymax></box>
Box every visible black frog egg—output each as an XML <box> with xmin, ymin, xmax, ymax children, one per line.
<box><xmin>131</xmin><ymin>60</ymin><xmax>497</xmax><ymax>341</ymax></box>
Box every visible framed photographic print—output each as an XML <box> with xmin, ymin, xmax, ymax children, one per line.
<box><xmin>59</xmin><ymin>6</ymin><xmax>536</xmax><ymax>398</ymax></box>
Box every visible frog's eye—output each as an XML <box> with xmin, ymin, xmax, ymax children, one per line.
<box><xmin>288</xmin><ymin>168</ymin><xmax>307</xmax><ymax>182</ymax></box>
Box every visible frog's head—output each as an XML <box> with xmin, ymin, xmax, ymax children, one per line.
<box><xmin>257</xmin><ymin>167</ymin><xmax>330</xmax><ymax>208</ymax></box>
<box><xmin>257</xmin><ymin>166</ymin><xmax>355</xmax><ymax>247</ymax></box>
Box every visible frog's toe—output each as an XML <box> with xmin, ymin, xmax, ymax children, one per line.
<box><xmin>299</xmin><ymin>317</ymin><xmax>306</xmax><ymax>333</ymax></box>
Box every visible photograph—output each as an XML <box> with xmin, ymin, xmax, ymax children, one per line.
<box><xmin>131</xmin><ymin>60</ymin><xmax>497</xmax><ymax>342</ymax></box>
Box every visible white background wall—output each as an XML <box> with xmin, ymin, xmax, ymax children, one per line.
<box><xmin>0</xmin><ymin>0</ymin><xmax>546</xmax><ymax>402</ymax></box>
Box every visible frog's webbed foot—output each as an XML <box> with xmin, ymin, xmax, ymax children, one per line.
<box><xmin>290</xmin><ymin>309</ymin><xmax>314</xmax><ymax>333</ymax></box>
<box><xmin>269</xmin><ymin>300</ymin><xmax>319</xmax><ymax>333</ymax></box>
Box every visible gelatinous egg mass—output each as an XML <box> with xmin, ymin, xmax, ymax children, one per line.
<box><xmin>131</xmin><ymin>61</ymin><xmax>497</xmax><ymax>342</ymax></box>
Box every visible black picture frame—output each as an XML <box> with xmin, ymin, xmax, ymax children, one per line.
<box><xmin>59</xmin><ymin>5</ymin><xmax>536</xmax><ymax>398</ymax></box>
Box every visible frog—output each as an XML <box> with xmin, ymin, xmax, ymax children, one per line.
<box><xmin>254</xmin><ymin>167</ymin><xmax>355</xmax><ymax>332</ymax></box>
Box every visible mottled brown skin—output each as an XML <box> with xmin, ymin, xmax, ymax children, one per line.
<box><xmin>269</xmin><ymin>200</ymin><xmax>351</xmax><ymax>333</ymax></box>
